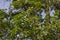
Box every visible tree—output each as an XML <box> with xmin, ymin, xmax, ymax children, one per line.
<box><xmin>0</xmin><ymin>0</ymin><xmax>60</xmax><ymax>40</ymax></box>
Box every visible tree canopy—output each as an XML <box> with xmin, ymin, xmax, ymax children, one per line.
<box><xmin>0</xmin><ymin>0</ymin><xmax>60</xmax><ymax>40</ymax></box>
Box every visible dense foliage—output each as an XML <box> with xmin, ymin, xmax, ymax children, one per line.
<box><xmin>0</xmin><ymin>0</ymin><xmax>60</xmax><ymax>40</ymax></box>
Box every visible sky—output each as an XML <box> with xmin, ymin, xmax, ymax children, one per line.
<box><xmin>0</xmin><ymin>0</ymin><xmax>12</xmax><ymax>9</ymax></box>
<box><xmin>0</xmin><ymin>0</ymin><xmax>12</xmax><ymax>13</ymax></box>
